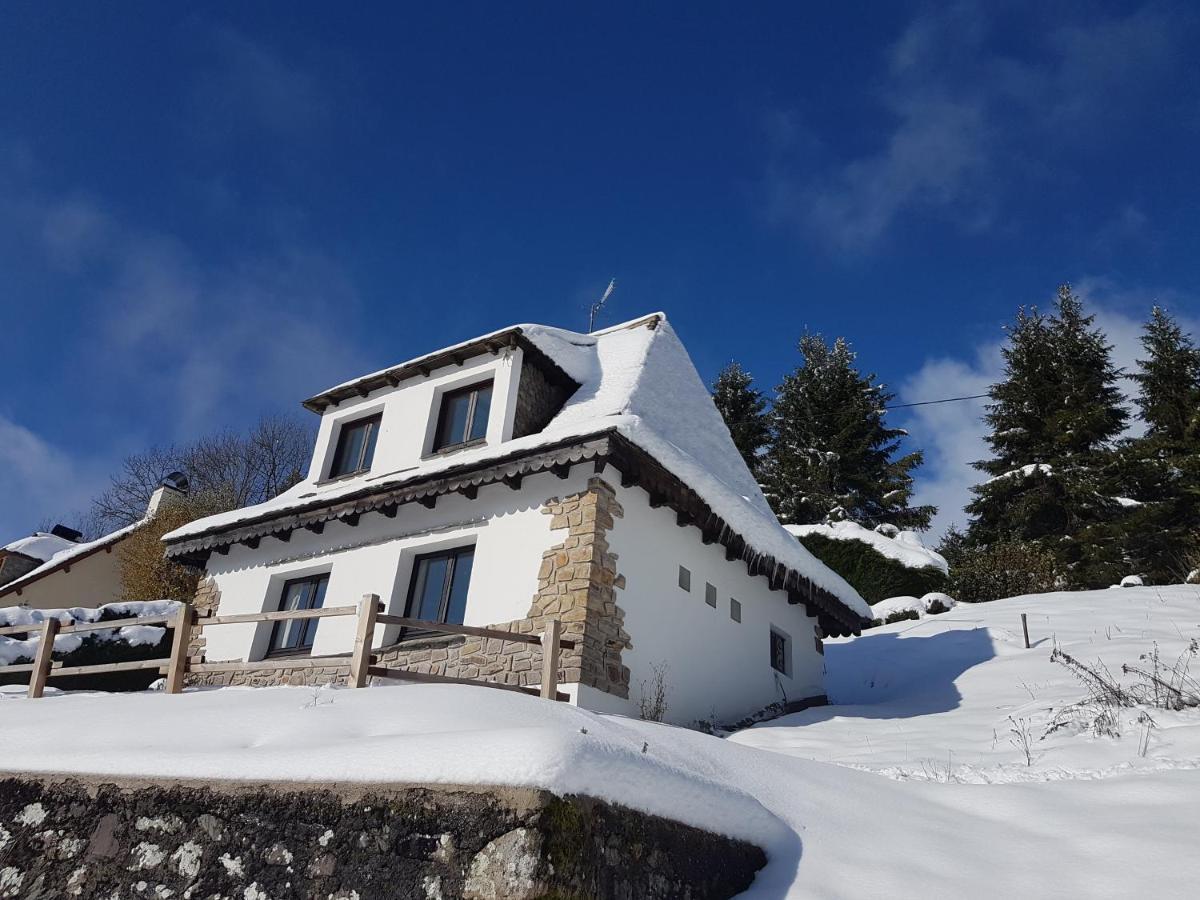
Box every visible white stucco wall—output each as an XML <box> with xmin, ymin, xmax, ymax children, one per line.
<box><xmin>200</xmin><ymin>467</ymin><xmax>593</xmax><ymax>663</ymax></box>
<box><xmin>604</xmin><ymin>481</ymin><xmax>826</xmax><ymax>727</ymax></box>
<box><xmin>306</xmin><ymin>346</ymin><xmax>523</xmax><ymax>485</ymax></box>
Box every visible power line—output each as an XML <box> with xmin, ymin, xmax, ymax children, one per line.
<box><xmin>885</xmin><ymin>393</ymin><xmax>989</xmax><ymax>410</ymax></box>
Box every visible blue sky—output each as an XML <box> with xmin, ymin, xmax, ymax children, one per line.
<box><xmin>1</xmin><ymin>1</ymin><xmax>1198</xmax><ymax>541</ymax></box>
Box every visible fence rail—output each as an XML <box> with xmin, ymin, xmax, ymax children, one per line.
<box><xmin>3</xmin><ymin>594</ymin><xmax>571</xmax><ymax>703</ymax></box>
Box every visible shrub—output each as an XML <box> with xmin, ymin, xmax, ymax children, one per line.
<box><xmin>945</xmin><ymin>540</ymin><xmax>1060</xmax><ymax>603</ymax></box>
<box><xmin>797</xmin><ymin>532</ymin><xmax>947</xmax><ymax>605</ymax></box>
<box><xmin>119</xmin><ymin>495</ymin><xmax>228</xmax><ymax>602</ymax></box>
<box><xmin>926</xmin><ymin>597</ymin><xmax>950</xmax><ymax>615</ymax></box>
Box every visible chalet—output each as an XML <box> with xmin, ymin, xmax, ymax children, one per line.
<box><xmin>0</xmin><ymin>480</ymin><xmax>186</xmax><ymax>611</ymax></box>
<box><xmin>161</xmin><ymin>313</ymin><xmax>869</xmax><ymax>725</ymax></box>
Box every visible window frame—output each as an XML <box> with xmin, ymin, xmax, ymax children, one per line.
<box><xmin>266</xmin><ymin>573</ymin><xmax>329</xmax><ymax>658</ymax></box>
<box><xmin>327</xmin><ymin>413</ymin><xmax>383</xmax><ymax>479</ymax></box>
<box><xmin>730</xmin><ymin>598</ymin><xmax>742</xmax><ymax>623</ymax></box>
<box><xmin>769</xmin><ymin>628</ymin><xmax>792</xmax><ymax>676</ymax></box>
<box><xmin>401</xmin><ymin>545</ymin><xmax>476</xmax><ymax>639</ymax></box>
<box><xmin>705</xmin><ymin>582</ymin><xmax>718</xmax><ymax>608</ymax></box>
<box><xmin>432</xmin><ymin>380</ymin><xmax>494</xmax><ymax>453</ymax></box>
<box><xmin>677</xmin><ymin>566</ymin><xmax>691</xmax><ymax>592</ymax></box>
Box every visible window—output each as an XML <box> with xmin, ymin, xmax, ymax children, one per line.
<box><xmin>433</xmin><ymin>381</ymin><xmax>493</xmax><ymax>452</ymax></box>
<box><xmin>404</xmin><ymin>546</ymin><xmax>476</xmax><ymax>635</ymax></box>
<box><xmin>267</xmin><ymin>574</ymin><xmax>328</xmax><ymax>656</ymax></box>
<box><xmin>705</xmin><ymin>582</ymin><xmax>717</xmax><ymax>608</ymax></box>
<box><xmin>677</xmin><ymin>566</ymin><xmax>691</xmax><ymax>591</ymax></box>
<box><xmin>329</xmin><ymin>414</ymin><xmax>381</xmax><ymax>478</ymax></box>
<box><xmin>730</xmin><ymin>598</ymin><xmax>742</xmax><ymax>623</ymax></box>
<box><xmin>770</xmin><ymin>629</ymin><xmax>791</xmax><ymax>676</ymax></box>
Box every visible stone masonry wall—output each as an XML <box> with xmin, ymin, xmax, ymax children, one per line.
<box><xmin>374</xmin><ymin>476</ymin><xmax>631</xmax><ymax>698</ymax></box>
<box><xmin>0</xmin><ymin>775</ymin><xmax>766</xmax><ymax>899</ymax></box>
<box><xmin>185</xmin><ymin>477</ymin><xmax>631</xmax><ymax>698</ymax></box>
<box><xmin>184</xmin><ymin>577</ymin><xmax>349</xmax><ymax>688</ymax></box>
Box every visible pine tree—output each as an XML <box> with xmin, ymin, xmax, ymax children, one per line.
<box><xmin>761</xmin><ymin>333</ymin><xmax>934</xmax><ymax>529</ymax></box>
<box><xmin>711</xmin><ymin>362</ymin><xmax>771</xmax><ymax>476</ymax></box>
<box><xmin>1118</xmin><ymin>307</ymin><xmax>1200</xmax><ymax>581</ymax></box>
<box><xmin>965</xmin><ymin>285</ymin><xmax>1130</xmax><ymax>587</ymax></box>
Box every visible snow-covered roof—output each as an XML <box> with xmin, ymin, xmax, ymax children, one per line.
<box><xmin>2</xmin><ymin>532</ymin><xmax>78</xmax><ymax>563</ymax></box>
<box><xmin>786</xmin><ymin>521</ymin><xmax>949</xmax><ymax>574</ymax></box>
<box><xmin>165</xmin><ymin>313</ymin><xmax>870</xmax><ymax>623</ymax></box>
<box><xmin>0</xmin><ymin>520</ymin><xmax>147</xmax><ymax>599</ymax></box>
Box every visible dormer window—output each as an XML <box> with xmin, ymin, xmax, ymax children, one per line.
<box><xmin>329</xmin><ymin>413</ymin><xmax>381</xmax><ymax>478</ymax></box>
<box><xmin>434</xmin><ymin>381</ymin><xmax>493</xmax><ymax>452</ymax></box>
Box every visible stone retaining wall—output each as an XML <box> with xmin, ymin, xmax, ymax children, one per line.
<box><xmin>0</xmin><ymin>775</ymin><xmax>765</xmax><ymax>899</ymax></box>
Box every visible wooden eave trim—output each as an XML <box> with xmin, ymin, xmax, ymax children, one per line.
<box><xmin>301</xmin><ymin>330</ymin><xmax>579</xmax><ymax>413</ymax></box>
<box><xmin>165</xmin><ymin>427</ymin><xmax>868</xmax><ymax>637</ymax></box>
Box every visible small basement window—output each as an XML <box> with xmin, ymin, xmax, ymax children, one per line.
<box><xmin>329</xmin><ymin>414</ymin><xmax>381</xmax><ymax>478</ymax></box>
<box><xmin>434</xmin><ymin>381</ymin><xmax>493</xmax><ymax>452</ymax></box>
<box><xmin>730</xmin><ymin>598</ymin><xmax>742</xmax><ymax>622</ymax></box>
<box><xmin>769</xmin><ymin>628</ymin><xmax>791</xmax><ymax>676</ymax></box>
<box><xmin>705</xmin><ymin>582</ymin><xmax>717</xmax><ymax>608</ymax></box>
<box><xmin>267</xmin><ymin>574</ymin><xmax>329</xmax><ymax>657</ymax></box>
<box><xmin>678</xmin><ymin>566</ymin><xmax>691</xmax><ymax>591</ymax></box>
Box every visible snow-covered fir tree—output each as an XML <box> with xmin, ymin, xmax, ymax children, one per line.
<box><xmin>711</xmin><ymin>361</ymin><xmax>771</xmax><ymax>476</ymax></box>
<box><xmin>760</xmin><ymin>333</ymin><xmax>934</xmax><ymax>529</ymax></box>
<box><xmin>965</xmin><ymin>285</ymin><xmax>1129</xmax><ymax>587</ymax></box>
<box><xmin>1117</xmin><ymin>307</ymin><xmax>1200</xmax><ymax>581</ymax></box>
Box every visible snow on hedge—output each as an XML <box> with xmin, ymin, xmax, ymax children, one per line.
<box><xmin>786</xmin><ymin>520</ymin><xmax>948</xmax><ymax>574</ymax></box>
<box><xmin>0</xmin><ymin>600</ymin><xmax>179</xmax><ymax>665</ymax></box>
<box><xmin>871</xmin><ymin>592</ymin><xmax>955</xmax><ymax>620</ymax></box>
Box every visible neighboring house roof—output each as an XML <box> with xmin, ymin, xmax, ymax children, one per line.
<box><xmin>0</xmin><ymin>520</ymin><xmax>147</xmax><ymax>600</ymax></box>
<box><xmin>2</xmin><ymin>532</ymin><xmax>79</xmax><ymax>563</ymax></box>
<box><xmin>163</xmin><ymin>312</ymin><xmax>871</xmax><ymax>632</ymax></box>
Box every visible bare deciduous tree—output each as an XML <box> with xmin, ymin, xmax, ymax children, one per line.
<box><xmin>91</xmin><ymin>414</ymin><xmax>314</xmax><ymax>531</ymax></box>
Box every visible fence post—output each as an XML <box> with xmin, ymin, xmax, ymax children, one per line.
<box><xmin>349</xmin><ymin>593</ymin><xmax>380</xmax><ymax>688</ymax></box>
<box><xmin>28</xmin><ymin>617</ymin><xmax>60</xmax><ymax>699</ymax></box>
<box><xmin>164</xmin><ymin>604</ymin><xmax>194</xmax><ymax>694</ymax></box>
<box><xmin>1021</xmin><ymin>613</ymin><xmax>1030</xmax><ymax>650</ymax></box>
<box><xmin>540</xmin><ymin>619</ymin><xmax>562</xmax><ymax>700</ymax></box>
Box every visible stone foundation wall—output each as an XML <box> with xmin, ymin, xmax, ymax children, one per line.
<box><xmin>0</xmin><ymin>776</ymin><xmax>766</xmax><ymax>899</ymax></box>
<box><xmin>185</xmin><ymin>478</ymin><xmax>631</xmax><ymax>699</ymax></box>
<box><xmin>373</xmin><ymin>477</ymin><xmax>631</xmax><ymax>697</ymax></box>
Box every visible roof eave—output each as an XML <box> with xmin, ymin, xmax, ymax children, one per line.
<box><xmin>163</xmin><ymin>429</ymin><xmax>867</xmax><ymax>637</ymax></box>
<box><xmin>300</xmin><ymin>329</ymin><xmax>579</xmax><ymax>414</ymax></box>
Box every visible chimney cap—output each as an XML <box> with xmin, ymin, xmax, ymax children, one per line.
<box><xmin>161</xmin><ymin>471</ymin><xmax>189</xmax><ymax>494</ymax></box>
<box><xmin>49</xmin><ymin>524</ymin><xmax>83</xmax><ymax>543</ymax></box>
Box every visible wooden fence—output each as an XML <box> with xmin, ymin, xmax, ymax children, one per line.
<box><xmin>2</xmin><ymin>594</ymin><xmax>573</xmax><ymax>702</ymax></box>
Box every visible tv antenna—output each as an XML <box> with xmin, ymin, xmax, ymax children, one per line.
<box><xmin>588</xmin><ymin>279</ymin><xmax>616</xmax><ymax>332</ymax></box>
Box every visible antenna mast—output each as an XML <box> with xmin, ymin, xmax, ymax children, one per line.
<box><xmin>588</xmin><ymin>279</ymin><xmax>616</xmax><ymax>333</ymax></box>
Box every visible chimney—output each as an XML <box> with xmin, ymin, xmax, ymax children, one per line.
<box><xmin>50</xmin><ymin>524</ymin><xmax>84</xmax><ymax>543</ymax></box>
<box><xmin>146</xmin><ymin>471</ymin><xmax>190</xmax><ymax>518</ymax></box>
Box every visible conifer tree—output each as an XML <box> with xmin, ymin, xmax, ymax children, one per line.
<box><xmin>965</xmin><ymin>285</ymin><xmax>1129</xmax><ymax>586</ymax></box>
<box><xmin>761</xmin><ymin>333</ymin><xmax>934</xmax><ymax>529</ymax></box>
<box><xmin>1118</xmin><ymin>307</ymin><xmax>1200</xmax><ymax>581</ymax></box>
<box><xmin>711</xmin><ymin>362</ymin><xmax>771</xmax><ymax>476</ymax></box>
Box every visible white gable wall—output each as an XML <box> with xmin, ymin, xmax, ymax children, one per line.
<box><xmin>199</xmin><ymin>466</ymin><xmax>592</xmax><ymax>664</ymax></box>
<box><xmin>601</xmin><ymin>480</ymin><xmax>825</xmax><ymax>726</ymax></box>
<box><xmin>306</xmin><ymin>346</ymin><xmax>524</xmax><ymax>484</ymax></box>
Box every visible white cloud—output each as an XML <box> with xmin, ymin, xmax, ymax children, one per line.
<box><xmin>767</xmin><ymin>3</ymin><xmax>1189</xmax><ymax>252</ymax></box>
<box><xmin>900</xmin><ymin>281</ymin><xmax>1200</xmax><ymax>539</ymax></box>
<box><xmin>0</xmin><ymin>414</ymin><xmax>109</xmax><ymax>538</ymax></box>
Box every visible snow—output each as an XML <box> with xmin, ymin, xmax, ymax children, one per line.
<box><xmin>2</xmin><ymin>532</ymin><xmax>78</xmax><ymax>562</ymax></box>
<box><xmin>2</xmin><ymin>586</ymin><xmax>1198</xmax><ymax>896</ymax></box>
<box><xmin>870</xmin><ymin>591</ymin><xmax>956</xmax><ymax>620</ymax></box>
<box><xmin>0</xmin><ymin>520</ymin><xmax>147</xmax><ymax>595</ymax></box>
<box><xmin>785</xmin><ymin>520</ymin><xmax>949</xmax><ymax>574</ymax></box>
<box><xmin>0</xmin><ymin>600</ymin><xmax>178</xmax><ymax>664</ymax></box>
<box><xmin>164</xmin><ymin>314</ymin><xmax>869</xmax><ymax>621</ymax></box>
<box><xmin>986</xmin><ymin>462</ymin><xmax>1053</xmax><ymax>484</ymax></box>
<box><xmin>1120</xmin><ymin>575</ymin><xmax>1145</xmax><ymax>587</ymax></box>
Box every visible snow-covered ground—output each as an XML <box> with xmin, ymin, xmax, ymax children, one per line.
<box><xmin>2</xmin><ymin>586</ymin><xmax>1198</xmax><ymax>898</ymax></box>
